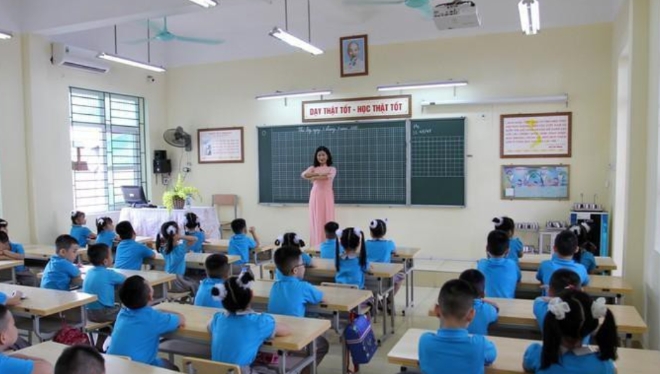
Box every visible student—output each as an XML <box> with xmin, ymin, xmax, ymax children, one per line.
<box><xmin>365</xmin><ymin>219</ymin><xmax>404</xmax><ymax>295</ymax></box>
<box><xmin>493</xmin><ymin>216</ymin><xmax>523</xmax><ymax>263</ymax></box>
<box><xmin>0</xmin><ymin>230</ymin><xmax>37</xmax><ymax>287</ymax></box>
<box><xmin>458</xmin><ymin>269</ymin><xmax>498</xmax><ymax>335</ymax></box>
<box><xmin>477</xmin><ymin>230</ymin><xmax>521</xmax><ymax>298</ymax></box>
<box><xmin>184</xmin><ymin>212</ymin><xmax>205</xmax><ymax>254</ymax></box>
<box><xmin>569</xmin><ymin>223</ymin><xmax>598</xmax><ymax>274</ymax></box>
<box><xmin>319</xmin><ymin>221</ymin><xmax>343</xmax><ymax>259</ymax></box>
<box><xmin>114</xmin><ymin>221</ymin><xmax>155</xmax><ymax>271</ymax></box>
<box><xmin>273</xmin><ymin>232</ymin><xmax>312</xmax><ymax>279</ymax></box>
<box><xmin>0</xmin><ymin>305</ymin><xmax>54</xmax><ymax>374</ymax></box>
<box><xmin>227</xmin><ymin>219</ymin><xmax>260</xmax><ymax>268</ymax></box>
<box><xmin>70</xmin><ymin>211</ymin><xmax>96</xmax><ymax>248</ymax></box>
<box><xmin>335</xmin><ymin>227</ymin><xmax>371</xmax><ymax>289</ymax></box>
<box><xmin>108</xmin><ymin>275</ymin><xmax>185</xmax><ymax>370</ymax></box>
<box><xmin>95</xmin><ymin>217</ymin><xmax>118</xmax><ymax>249</ymax></box>
<box><xmin>194</xmin><ymin>253</ymin><xmax>230</xmax><ymax>308</ymax></box>
<box><xmin>82</xmin><ymin>243</ymin><xmax>126</xmax><ymax>323</ymax></box>
<box><xmin>536</xmin><ymin>230</ymin><xmax>590</xmax><ymax>289</ymax></box>
<box><xmin>40</xmin><ymin>235</ymin><xmax>82</xmax><ymax>291</ymax></box>
<box><xmin>420</xmin><ymin>279</ymin><xmax>497</xmax><ymax>374</ymax></box>
<box><xmin>55</xmin><ymin>345</ymin><xmax>105</xmax><ymax>374</ymax></box>
<box><xmin>533</xmin><ymin>269</ymin><xmax>582</xmax><ymax>332</ymax></box>
<box><xmin>156</xmin><ymin>221</ymin><xmax>199</xmax><ymax>295</ymax></box>
<box><xmin>523</xmin><ymin>289</ymin><xmax>618</xmax><ymax>373</ymax></box>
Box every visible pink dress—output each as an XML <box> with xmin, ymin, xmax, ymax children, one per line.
<box><xmin>302</xmin><ymin>166</ymin><xmax>336</xmax><ymax>247</ymax></box>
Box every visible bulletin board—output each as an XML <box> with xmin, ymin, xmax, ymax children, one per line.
<box><xmin>501</xmin><ymin>165</ymin><xmax>570</xmax><ymax>200</ymax></box>
<box><xmin>500</xmin><ymin>112</ymin><xmax>572</xmax><ymax>158</ymax></box>
<box><xmin>197</xmin><ymin>127</ymin><xmax>244</xmax><ymax>164</ymax></box>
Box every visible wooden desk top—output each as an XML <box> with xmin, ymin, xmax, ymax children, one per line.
<box><xmin>0</xmin><ymin>260</ymin><xmax>23</xmax><ymax>270</ymax></box>
<box><xmin>12</xmin><ymin>341</ymin><xmax>179</xmax><ymax>374</ymax></box>
<box><xmin>520</xmin><ymin>271</ymin><xmax>633</xmax><ymax>294</ymax></box>
<box><xmin>305</xmin><ymin>245</ymin><xmax>422</xmax><ymax>260</ymax></box>
<box><xmin>519</xmin><ymin>254</ymin><xmax>617</xmax><ymax>271</ymax></box>
<box><xmin>23</xmin><ymin>244</ymin><xmax>88</xmax><ymax>260</ymax></box>
<box><xmin>151</xmin><ymin>252</ymin><xmax>240</xmax><ymax>267</ymax></box>
<box><xmin>202</xmin><ymin>239</ymin><xmax>275</xmax><ymax>254</ymax></box>
<box><xmin>426</xmin><ymin>298</ymin><xmax>648</xmax><ymax>334</ymax></box>
<box><xmin>388</xmin><ymin>328</ymin><xmax>660</xmax><ymax>373</ymax></box>
<box><xmin>0</xmin><ymin>283</ymin><xmax>96</xmax><ymax>316</ymax></box>
<box><xmin>264</xmin><ymin>258</ymin><xmax>403</xmax><ymax>278</ymax></box>
<box><xmin>251</xmin><ymin>280</ymin><xmax>373</xmax><ymax>312</ymax></box>
<box><xmin>36</xmin><ymin>266</ymin><xmax>176</xmax><ymax>287</ymax></box>
<box><xmin>154</xmin><ymin>303</ymin><xmax>331</xmax><ymax>351</ymax></box>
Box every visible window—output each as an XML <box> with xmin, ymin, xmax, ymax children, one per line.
<box><xmin>70</xmin><ymin>87</ymin><xmax>147</xmax><ymax>212</ymax></box>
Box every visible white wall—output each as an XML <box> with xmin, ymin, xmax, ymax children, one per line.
<box><xmin>165</xmin><ymin>24</ymin><xmax>612</xmax><ymax>261</ymax></box>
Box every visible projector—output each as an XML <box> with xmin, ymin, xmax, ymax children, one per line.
<box><xmin>434</xmin><ymin>1</ymin><xmax>481</xmax><ymax>30</ymax></box>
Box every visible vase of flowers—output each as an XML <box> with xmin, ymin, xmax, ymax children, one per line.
<box><xmin>162</xmin><ymin>174</ymin><xmax>201</xmax><ymax>211</ymax></box>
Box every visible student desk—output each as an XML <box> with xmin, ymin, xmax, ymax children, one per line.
<box><xmin>149</xmin><ymin>252</ymin><xmax>240</xmax><ymax>270</ymax></box>
<box><xmin>519</xmin><ymin>254</ymin><xmax>617</xmax><ymax>273</ymax></box>
<box><xmin>0</xmin><ymin>260</ymin><xmax>22</xmax><ymax>283</ymax></box>
<box><xmin>12</xmin><ymin>341</ymin><xmax>179</xmax><ymax>374</ymax></box>
<box><xmin>88</xmin><ymin>235</ymin><xmax>154</xmax><ymax>246</ymax></box>
<box><xmin>388</xmin><ymin>328</ymin><xmax>660</xmax><ymax>374</ymax></box>
<box><xmin>202</xmin><ymin>238</ymin><xmax>276</xmax><ymax>277</ymax></box>
<box><xmin>154</xmin><ymin>303</ymin><xmax>331</xmax><ymax>374</ymax></box>
<box><xmin>23</xmin><ymin>244</ymin><xmax>88</xmax><ymax>261</ymax></box>
<box><xmin>0</xmin><ymin>283</ymin><xmax>96</xmax><ymax>343</ymax></box>
<box><xmin>519</xmin><ymin>271</ymin><xmax>633</xmax><ymax>304</ymax></box>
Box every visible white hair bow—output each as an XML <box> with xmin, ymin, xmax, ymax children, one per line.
<box><xmin>548</xmin><ymin>297</ymin><xmax>571</xmax><ymax>320</ymax></box>
<box><xmin>276</xmin><ymin>235</ymin><xmax>284</xmax><ymax>244</ymax></box>
<box><xmin>97</xmin><ymin>218</ymin><xmax>105</xmax><ymax>226</ymax></box>
<box><xmin>591</xmin><ymin>297</ymin><xmax>608</xmax><ymax>319</ymax></box>
<box><xmin>211</xmin><ymin>283</ymin><xmax>227</xmax><ymax>301</ymax></box>
<box><xmin>493</xmin><ymin>216</ymin><xmax>503</xmax><ymax>226</ymax></box>
<box><xmin>293</xmin><ymin>234</ymin><xmax>301</xmax><ymax>244</ymax></box>
<box><xmin>353</xmin><ymin>227</ymin><xmax>362</xmax><ymax>236</ymax></box>
<box><xmin>335</xmin><ymin>228</ymin><xmax>343</xmax><ymax>237</ymax></box>
<box><xmin>369</xmin><ymin>220</ymin><xmax>378</xmax><ymax>229</ymax></box>
<box><xmin>236</xmin><ymin>276</ymin><xmax>254</xmax><ymax>290</ymax></box>
<box><xmin>166</xmin><ymin>225</ymin><xmax>177</xmax><ymax>235</ymax></box>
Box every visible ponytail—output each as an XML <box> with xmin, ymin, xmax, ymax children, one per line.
<box><xmin>540</xmin><ymin>311</ymin><xmax>563</xmax><ymax>369</ymax></box>
<box><xmin>158</xmin><ymin>221</ymin><xmax>178</xmax><ymax>255</ymax></box>
<box><xmin>358</xmin><ymin>231</ymin><xmax>367</xmax><ymax>269</ymax></box>
<box><xmin>595</xmin><ymin>309</ymin><xmax>619</xmax><ymax>361</ymax></box>
<box><xmin>335</xmin><ymin>237</ymin><xmax>341</xmax><ymax>271</ymax></box>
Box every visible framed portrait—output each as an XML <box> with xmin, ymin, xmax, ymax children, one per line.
<box><xmin>197</xmin><ymin>127</ymin><xmax>244</xmax><ymax>164</ymax></box>
<box><xmin>340</xmin><ymin>34</ymin><xmax>368</xmax><ymax>77</ymax></box>
<box><xmin>501</xmin><ymin>164</ymin><xmax>570</xmax><ymax>200</ymax></box>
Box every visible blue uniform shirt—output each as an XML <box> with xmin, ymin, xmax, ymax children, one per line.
<box><xmin>319</xmin><ymin>239</ymin><xmax>343</xmax><ymax>259</ymax></box>
<box><xmin>115</xmin><ymin>239</ymin><xmax>154</xmax><ymax>270</ymax></box>
<box><xmin>0</xmin><ymin>292</ymin><xmax>6</xmax><ymax>305</ymax></box>
<box><xmin>365</xmin><ymin>239</ymin><xmax>396</xmax><ymax>263</ymax></box>
<box><xmin>210</xmin><ymin>310</ymin><xmax>275</xmax><ymax>366</ymax></box>
<box><xmin>477</xmin><ymin>257</ymin><xmax>521</xmax><ymax>298</ymax></box>
<box><xmin>108</xmin><ymin>306</ymin><xmax>181</xmax><ymax>366</ymax></box>
<box><xmin>275</xmin><ymin>253</ymin><xmax>312</xmax><ymax>280</ymax></box>
<box><xmin>419</xmin><ymin>328</ymin><xmax>497</xmax><ymax>374</ymax></box>
<box><xmin>96</xmin><ymin>230</ymin><xmax>116</xmax><ymax>248</ymax></box>
<box><xmin>523</xmin><ymin>343</ymin><xmax>615</xmax><ymax>374</ymax></box>
<box><xmin>268</xmin><ymin>275</ymin><xmax>323</xmax><ymax>317</ymax></box>
<box><xmin>507</xmin><ymin>237</ymin><xmax>524</xmax><ymax>262</ymax></box>
<box><xmin>335</xmin><ymin>254</ymin><xmax>369</xmax><ymax>289</ymax></box>
<box><xmin>186</xmin><ymin>231</ymin><xmax>205</xmax><ymax>253</ymax></box>
<box><xmin>536</xmin><ymin>258</ymin><xmax>590</xmax><ymax>288</ymax></box>
<box><xmin>70</xmin><ymin>225</ymin><xmax>92</xmax><ymax>247</ymax></box>
<box><xmin>40</xmin><ymin>255</ymin><xmax>81</xmax><ymax>290</ymax></box>
<box><xmin>0</xmin><ymin>354</ymin><xmax>33</xmax><ymax>374</ymax></box>
<box><xmin>83</xmin><ymin>266</ymin><xmax>126</xmax><ymax>310</ymax></box>
<box><xmin>577</xmin><ymin>250</ymin><xmax>596</xmax><ymax>274</ymax></box>
<box><xmin>194</xmin><ymin>278</ymin><xmax>224</xmax><ymax>308</ymax></box>
<box><xmin>162</xmin><ymin>242</ymin><xmax>187</xmax><ymax>275</ymax></box>
<box><xmin>9</xmin><ymin>242</ymin><xmax>27</xmax><ymax>272</ymax></box>
<box><xmin>467</xmin><ymin>299</ymin><xmax>498</xmax><ymax>335</ymax></box>
<box><xmin>228</xmin><ymin>234</ymin><xmax>257</xmax><ymax>264</ymax></box>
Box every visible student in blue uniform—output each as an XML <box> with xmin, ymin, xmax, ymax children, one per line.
<box><xmin>268</xmin><ymin>245</ymin><xmax>328</xmax><ymax>372</ymax></box>
<box><xmin>83</xmin><ymin>243</ymin><xmax>126</xmax><ymax>323</ymax></box>
<box><xmin>95</xmin><ymin>217</ymin><xmax>118</xmax><ymax>249</ymax></box>
<box><xmin>40</xmin><ymin>235</ymin><xmax>82</xmax><ymax>291</ymax></box>
<box><xmin>493</xmin><ymin>216</ymin><xmax>523</xmax><ymax>263</ymax></box>
<box><xmin>320</xmin><ymin>221</ymin><xmax>343</xmax><ymax>259</ymax></box>
<box><xmin>0</xmin><ymin>219</ymin><xmax>37</xmax><ymax>286</ymax></box>
<box><xmin>273</xmin><ymin>232</ymin><xmax>312</xmax><ymax>279</ymax></box>
<box><xmin>458</xmin><ymin>269</ymin><xmax>498</xmax><ymax>335</ymax></box>
<box><xmin>156</xmin><ymin>221</ymin><xmax>199</xmax><ymax>296</ymax></box>
<box><xmin>184</xmin><ymin>212</ymin><xmax>205</xmax><ymax>254</ymax></box>
<box><xmin>55</xmin><ymin>345</ymin><xmax>105</xmax><ymax>374</ymax></box>
<box><xmin>114</xmin><ymin>221</ymin><xmax>155</xmax><ymax>270</ymax></box>
<box><xmin>209</xmin><ymin>271</ymin><xmax>291</xmax><ymax>372</ymax></box>
<box><xmin>536</xmin><ymin>230</ymin><xmax>590</xmax><ymax>289</ymax></box>
<box><xmin>533</xmin><ymin>269</ymin><xmax>582</xmax><ymax>332</ymax></box>
<box><xmin>523</xmin><ymin>289</ymin><xmax>618</xmax><ymax>373</ymax></box>
<box><xmin>108</xmin><ymin>275</ymin><xmax>185</xmax><ymax>370</ymax></box>
<box><xmin>335</xmin><ymin>227</ymin><xmax>371</xmax><ymax>289</ymax></box>
<box><xmin>477</xmin><ymin>230</ymin><xmax>521</xmax><ymax>298</ymax></box>
<box><xmin>365</xmin><ymin>218</ymin><xmax>405</xmax><ymax>296</ymax></box>
<box><xmin>420</xmin><ymin>279</ymin><xmax>497</xmax><ymax>374</ymax></box>
<box><xmin>227</xmin><ymin>219</ymin><xmax>260</xmax><ymax>272</ymax></box>
<box><xmin>0</xmin><ymin>305</ymin><xmax>53</xmax><ymax>374</ymax></box>
<box><xmin>194</xmin><ymin>253</ymin><xmax>230</xmax><ymax>308</ymax></box>
<box><xmin>569</xmin><ymin>223</ymin><xmax>598</xmax><ymax>274</ymax></box>
<box><xmin>70</xmin><ymin>210</ymin><xmax>96</xmax><ymax>248</ymax></box>
<box><xmin>0</xmin><ymin>289</ymin><xmax>23</xmax><ymax>306</ymax></box>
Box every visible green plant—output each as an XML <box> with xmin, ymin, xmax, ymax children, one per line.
<box><xmin>162</xmin><ymin>174</ymin><xmax>201</xmax><ymax>211</ymax></box>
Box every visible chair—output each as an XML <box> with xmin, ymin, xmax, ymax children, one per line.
<box><xmin>212</xmin><ymin>194</ymin><xmax>238</xmax><ymax>239</ymax></box>
<box><xmin>181</xmin><ymin>356</ymin><xmax>241</xmax><ymax>374</ymax></box>
<box><xmin>159</xmin><ymin>341</ymin><xmax>211</xmax><ymax>364</ymax></box>
<box><xmin>166</xmin><ymin>291</ymin><xmax>192</xmax><ymax>304</ymax></box>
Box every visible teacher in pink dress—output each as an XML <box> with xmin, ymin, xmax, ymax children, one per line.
<box><xmin>301</xmin><ymin>146</ymin><xmax>336</xmax><ymax>247</ymax></box>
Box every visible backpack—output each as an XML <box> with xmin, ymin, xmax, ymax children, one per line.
<box><xmin>343</xmin><ymin>314</ymin><xmax>378</xmax><ymax>365</ymax></box>
<box><xmin>53</xmin><ymin>323</ymin><xmax>90</xmax><ymax>346</ymax></box>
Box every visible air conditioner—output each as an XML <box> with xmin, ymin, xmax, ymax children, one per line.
<box><xmin>434</xmin><ymin>1</ymin><xmax>481</xmax><ymax>31</ymax></box>
<box><xmin>51</xmin><ymin>43</ymin><xmax>110</xmax><ymax>74</ymax></box>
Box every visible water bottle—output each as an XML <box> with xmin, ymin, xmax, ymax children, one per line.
<box><xmin>185</xmin><ymin>195</ymin><xmax>192</xmax><ymax>209</ymax></box>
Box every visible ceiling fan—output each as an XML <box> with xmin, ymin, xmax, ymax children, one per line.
<box><xmin>344</xmin><ymin>0</ymin><xmax>433</xmax><ymax>18</ymax></box>
<box><xmin>127</xmin><ymin>17</ymin><xmax>224</xmax><ymax>45</ymax></box>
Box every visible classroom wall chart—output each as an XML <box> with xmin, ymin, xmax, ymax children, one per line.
<box><xmin>501</xmin><ymin>164</ymin><xmax>570</xmax><ymax>200</ymax></box>
<box><xmin>500</xmin><ymin>112</ymin><xmax>572</xmax><ymax>158</ymax></box>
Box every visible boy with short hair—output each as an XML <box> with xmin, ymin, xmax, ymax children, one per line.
<box><xmin>476</xmin><ymin>230</ymin><xmax>521</xmax><ymax>298</ymax></box>
<box><xmin>55</xmin><ymin>345</ymin><xmax>105</xmax><ymax>374</ymax></box>
<box><xmin>536</xmin><ymin>230</ymin><xmax>590</xmax><ymax>288</ymax></box>
<box><xmin>0</xmin><ymin>305</ymin><xmax>54</xmax><ymax>374</ymax></box>
<box><xmin>114</xmin><ymin>221</ymin><xmax>155</xmax><ymax>271</ymax></box>
<box><xmin>533</xmin><ymin>268</ymin><xmax>582</xmax><ymax>331</ymax></box>
<box><xmin>194</xmin><ymin>253</ymin><xmax>230</xmax><ymax>308</ymax></box>
<box><xmin>0</xmin><ymin>223</ymin><xmax>37</xmax><ymax>287</ymax></box>
<box><xmin>419</xmin><ymin>279</ymin><xmax>497</xmax><ymax>374</ymax></box>
<box><xmin>40</xmin><ymin>235</ymin><xmax>82</xmax><ymax>291</ymax></box>
<box><xmin>227</xmin><ymin>219</ymin><xmax>259</xmax><ymax>265</ymax></box>
<box><xmin>458</xmin><ymin>269</ymin><xmax>498</xmax><ymax>335</ymax></box>
<box><xmin>83</xmin><ymin>243</ymin><xmax>126</xmax><ymax>322</ymax></box>
<box><xmin>107</xmin><ymin>275</ymin><xmax>185</xmax><ymax>370</ymax></box>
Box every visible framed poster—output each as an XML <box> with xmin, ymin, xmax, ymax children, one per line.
<box><xmin>501</xmin><ymin>165</ymin><xmax>570</xmax><ymax>200</ymax></box>
<box><xmin>197</xmin><ymin>127</ymin><xmax>244</xmax><ymax>164</ymax></box>
<box><xmin>340</xmin><ymin>34</ymin><xmax>368</xmax><ymax>77</ymax></box>
<box><xmin>500</xmin><ymin>112</ymin><xmax>572</xmax><ymax>158</ymax></box>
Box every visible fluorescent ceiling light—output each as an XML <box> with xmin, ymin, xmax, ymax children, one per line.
<box><xmin>188</xmin><ymin>0</ymin><xmax>217</xmax><ymax>8</ymax></box>
<box><xmin>0</xmin><ymin>31</ymin><xmax>12</xmax><ymax>40</ymax></box>
<box><xmin>420</xmin><ymin>94</ymin><xmax>568</xmax><ymax>106</ymax></box>
<box><xmin>97</xmin><ymin>53</ymin><xmax>165</xmax><ymax>73</ymax></box>
<box><xmin>377</xmin><ymin>80</ymin><xmax>468</xmax><ymax>92</ymax></box>
<box><xmin>518</xmin><ymin>0</ymin><xmax>540</xmax><ymax>35</ymax></box>
<box><xmin>256</xmin><ymin>89</ymin><xmax>332</xmax><ymax>101</ymax></box>
<box><xmin>269</xmin><ymin>27</ymin><xmax>323</xmax><ymax>55</ymax></box>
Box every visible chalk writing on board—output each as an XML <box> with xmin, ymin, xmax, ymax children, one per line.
<box><xmin>296</xmin><ymin>125</ymin><xmax>358</xmax><ymax>135</ymax></box>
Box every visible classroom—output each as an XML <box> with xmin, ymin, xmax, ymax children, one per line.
<box><xmin>1</xmin><ymin>0</ymin><xmax>660</xmax><ymax>373</ymax></box>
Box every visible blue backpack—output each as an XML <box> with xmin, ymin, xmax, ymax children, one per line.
<box><xmin>344</xmin><ymin>314</ymin><xmax>378</xmax><ymax>365</ymax></box>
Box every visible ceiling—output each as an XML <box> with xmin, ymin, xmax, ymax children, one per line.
<box><xmin>1</xmin><ymin>0</ymin><xmax>622</xmax><ymax>68</ymax></box>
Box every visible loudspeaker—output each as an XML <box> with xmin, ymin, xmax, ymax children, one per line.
<box><xmin>153</xmin><ymin>159</ymin><xmax>171</xmax><ymax>174</ymax></box>
<box><xmin>154</xmin><ymin>150</ymin><xmax>167</xmax><ymax>160</ymax></box>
